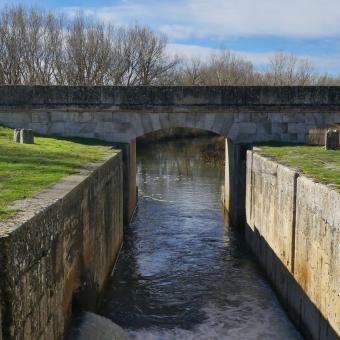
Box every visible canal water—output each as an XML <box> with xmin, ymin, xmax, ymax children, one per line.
<box><xmin>100</xmin><ymin>138</ymin><xmax>302</xmax><ymax>340</ymax></box>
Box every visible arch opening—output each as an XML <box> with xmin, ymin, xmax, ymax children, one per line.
<box><xmin>122</xmin><ymin>127</ymin><xmax>248</xmax><ymax>228</ymax></box>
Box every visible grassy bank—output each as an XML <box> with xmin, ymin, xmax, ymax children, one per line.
<box><xmin>257</xmin><ymin>144</ymin><xmax>340</xmax><ymax>188</ymax></box>
<box><xmin>0</xmin><ymin>126</ymin><xmax>118</xmax><ymax>221</ymax></box>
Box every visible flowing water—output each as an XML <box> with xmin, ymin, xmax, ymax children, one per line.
<box><xmin>100</xmin><ymin>138</ymin><xmax>302</xmax><ymax>340</ymax></box>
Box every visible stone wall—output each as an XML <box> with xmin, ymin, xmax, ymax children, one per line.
<box><xmin>0</xmin><ymin>153</ymin><xmax>124</xmax><ymax>340</ymax></box>
<box><xmin>246</xmin><ymin>151</ymin><xmax>339</xmax><ymax>340</ymax></box>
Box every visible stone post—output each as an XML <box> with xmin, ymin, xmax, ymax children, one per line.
<box><xmin>13</xmin><ymin>129</ymin><xmax>21</xmax><ymax>143</ymax></box>
<box><xmin>325</xmin><ymin>129</ymin><xmax>339</xmax><ymax>150</ymax></box>
<box><xmin>19</xmin><ymin>129</ymin><xmax>34</xmax><ymax>144</ymax></box>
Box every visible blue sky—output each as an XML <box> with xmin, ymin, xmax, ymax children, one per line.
<box><xmin>2</xmin><ymin>0</ymin><xmax>340</xmax><ymax>74</ymax></box>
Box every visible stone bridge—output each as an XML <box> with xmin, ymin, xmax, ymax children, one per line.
<box><xmin>0</xmin><ymin>86</ymin><xmax>340</xmax><ymax>224</ymax></box>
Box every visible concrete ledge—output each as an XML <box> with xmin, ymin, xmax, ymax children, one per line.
<box><xmin>0</xmin><ymin>152</ymin><xmax>124</xmax><ymax>340</ymax></box>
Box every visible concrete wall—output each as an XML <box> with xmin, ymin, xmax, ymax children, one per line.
<box><xmin>246</xmin><ymin>151</ymin><xmax>339</xmax><ymax>340</ymax></box>
<box><xmin>0</xmin><ymin>153</ymin><xmax>124</xmax><ymax>340</ymax></box>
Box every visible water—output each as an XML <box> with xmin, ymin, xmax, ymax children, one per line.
<box><xmin>100</xmin><ymin>138</ymin><xmax>302</xmax><ymax>340</ymax></box>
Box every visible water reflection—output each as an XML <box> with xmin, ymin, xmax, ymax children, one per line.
<box><xmin>100</xmin><ymin>138</ymin><xmax>301</xmax><ymax>340</ymax></box>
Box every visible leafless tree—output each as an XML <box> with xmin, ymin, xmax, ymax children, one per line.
<box><xmin>178</xmin><ymin>57</ymin><xmax>206</xmax><ymax>85</ymax></box>
<box><xmin>64</xmin><ymin>16</ymin><xmax>114</xmax><ymax>85</ymax></box>
<box><xmin>116</xmin><ymin>25</ymin><xmax>178</xmax><ymax>85</ymax></box>
<box><xmin>263</xmin><ymin>52</ymin><xmax>314</xmax><ymax>85</ymax></box>
<box><xmin>204</xmin><ymin>50</ymin><xmax>255</xmax><ymax>85</ymax></box>
<box><xmin>0</xmin><ymin>6</ymin><xmax>25</xmax><ymax>84</ymax></box>
<box><xmin>0</xmin><ymin>5</ymin><xmax>339</xmax><ymax>86</ymax></box>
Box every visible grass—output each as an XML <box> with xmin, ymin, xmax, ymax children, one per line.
<box><xmin>0</xmin><ymin>126</ymin><xmax>118</xmax><ymax>221</ymax></box>
<box><xmin>256</xmin><ymin>144</ymin><xmax>340</xmax><ymax>189</ymax></box>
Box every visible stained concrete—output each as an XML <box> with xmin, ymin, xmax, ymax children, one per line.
<box><xmin>0</xmin><ymin>153</ymin><xmax>124</xmax><ymax>340</ymax></box>
<box><xmin>245</xmin><ymin>151</ymin><xmax>340</xmax><ymax>340</ymax></box>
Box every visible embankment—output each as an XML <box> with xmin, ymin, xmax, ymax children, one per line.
<box><xmin>0</xmin><ymin>152</ymin><xmax>124</xmax><ymax>340</ymax></box>
<box><xmin>245</xmin><ymin>150</ymin><xmax>339</xmax><ymax>340</ymax></box>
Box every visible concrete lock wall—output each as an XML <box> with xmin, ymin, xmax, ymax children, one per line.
<box><xmin>245</xmin><ymin>151</ymin><xmax>340</xmax><ymax>340</ymax></box>
<box><xmin>0</xmin><ymin>153</ymin><xmax>124</xmax><ymax>340</ymax></box>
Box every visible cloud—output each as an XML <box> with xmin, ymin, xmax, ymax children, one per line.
<box><xmin>167</xmin><ymin>43</ymin><xmax>277</xmax><ymax>66</ymax></box>
<box><xmin>60</xmin><ymin>1</ymin><xmax>340</xmax><ymax>74</ymax></box>
<box><xmin>167</xmin><ymin>43</ymin><xmax>340</xmax><ymax>72</ymax></box>
<box><xmin>62</xmin><ymin>0</ymin><xmax>340</xmax><ymax>39</ymax></box>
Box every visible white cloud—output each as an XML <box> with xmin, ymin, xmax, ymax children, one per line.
<box><xmin>167</xmin><ymin>43</ymin><xmax>340</xmax><ymax>71</ymax></box>
<box><xmin>63</xmin><ymin>0</ymin><xmax>340</xmax><ymax>39</ymax></box>
<box><xmin>61</xmin><ymin>1</ymin><xmax>340</xmax><ymax>73</ymax></box>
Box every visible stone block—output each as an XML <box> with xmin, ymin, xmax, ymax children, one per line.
<box><xmin>325</xmin><ymin>129</ymin><xmax>339</xmax><ymax>150</ymax></box>
<box><xmin>234</xmin><ymin>112</ymin><xmax>251</xmax><ymax>123</ymax></box>
<box><xmin>13</xmin><ymin>128</ymin><xmax>21</xmax><ymax>142</ymax></box>
<box><xmin>19</xmin><ymin>129</ymin><xmax>34</xmax><ymax>144</ymax></box>
<box><xmin>272</xmin><ymin>122</ymin><xmax>288</xmax><ymax>134</ymax></box>
<box><xmin>308</xmin><ymin>128</ymin><xmax>327</xmax><ymax>145</ymax></box>
<box><xmin>270</xmin><ymin>112</ymin><xmax>283</xmax><ymax>123</ymax></box>
<box><xmin>287</xmin><ymin>123</ymin><xmax>307</xmax><ymax>134</ymax></box>
<box><xmin>32</xmin><ymin>112</ymin><xmax>50</xmax><ymax>123</ymax></box>
<box><xmin>238</xmin><ymin>122</ymin><xmax>257</xmax><ymax>134</ymax></box>
<box><xmin>50</xmin><ymin>112</ymin><xmax>74</xmax><ymax>123</ymax></box>
<box><xmin>30</xmin><ymin>123</ymin><xmax>48</xmax><ymax>135</ymax></box>
<box><xmin>256</xmin><ymin>122</ymin><xmax>271</xmax><ymax>134</ymax></box>
<box><xmin>94</xmin><ymin>111</ymin><xmax>113</xmax><ymax>122</ymax></box>
<box><xmin>211</xmin><ymin>114</ymin><xmax>233</xmax><ymax>136</ymax></box>
<box><xmin>74</xmin><ymin>112</ymin><xmax>93</xmax><ymax>123</ymax></box>
<box><xmin>296</xmin><ymin>133</ymin><xmax>307</xmax><ymax>144</ymax></box>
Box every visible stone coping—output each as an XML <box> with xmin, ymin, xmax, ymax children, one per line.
<box><xmin>0</xmin><ymin>86</ymin><xmax>340</xmax><ymax>107</ymax></box>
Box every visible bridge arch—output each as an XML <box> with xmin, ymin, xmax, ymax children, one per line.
<box><xmin>0</xmin><ymin>85</ymin><xmax>340</xmax><ymax>226</ymax></box>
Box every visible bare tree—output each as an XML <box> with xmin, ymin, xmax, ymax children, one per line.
<box><xmin>64</xmin><ymin>16</ymin><xmax>115</xmax><ymax>85</ymax></box>
<box><xmin>0</xmin><ymin>6</ymin><xmax>25</xmax><ymax>84</ymax></box>
<box><xmin>179</xmin><ymin>57</ymin><xmax>205</xmax><ymax>85</ymax></box>
<box><xmin>315</xmin><ymin>74</ymin><xmax>340</xmax><ymax>86</ymax></box>
<box><xmin>115</xmin><ymin>25</ymin><xmax>178</xmax><ymax>85</ymax></box>
<box><xmin>0</xmin><ymin>5</ymin><xmax>339</xmax><ymax>86</ymax></box>
<box><xmin>264</xmin><ymin>52</ymin><xmax>314</xmax><ymax>85</ymax></box>
<box><xmin>208</xmin><ymin>50</ymin><xmax>255</xmax><ymax>85</ymax></box>
<box><xmin>21</xmin><ymin>9</ymin><xmax>64</xmax><ymax>84</ymax></box>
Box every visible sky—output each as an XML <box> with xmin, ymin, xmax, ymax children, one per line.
<box><xmin>1</xmin><ymin>0</ymin><xmax>340</xmax><ymax>74</ymax></box>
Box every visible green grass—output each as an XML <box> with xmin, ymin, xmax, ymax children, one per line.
<box><xmin>0</xmin><ymin>126</ymin><xmax>118</xmax><ymax>221</ymax></box>
<box><xmin>257</xmin><ymin>144</ymin><xmax>340</xmax><ymax>189</ymax></box>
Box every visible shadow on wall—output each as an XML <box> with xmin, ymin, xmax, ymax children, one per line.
<box><xmin>245</xmin><ymin>225</ymin><xmax>338</xmax><ymax>340</ymax></box>
<box><xmin>136</xmin><ymin>127</ymin><xmax>216</xmax><ymax>145</ymax></box>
